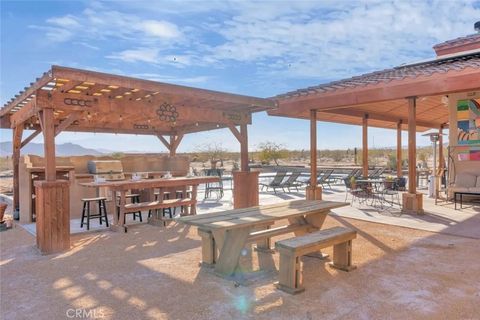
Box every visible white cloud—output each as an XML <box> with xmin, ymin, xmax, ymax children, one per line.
<box><xmin>33</xmin><ymin>0</ymin><xmax>480</xmax><ymax>83</ymax></box>
<box><xmin>132</xmin><ymin>73</ymin><xmax>211</xmax><ymax>84</ymax></box>
<box><xmin>37</xmin><ymin>4</ymin><xmax>183</xmax><ymax>44</ymax></box>
<box><xmin>106</xmin><ymin>48</ymin><xmax>159</xmax><ymax>63</ymax></box>
<box><xmin>138</xmin><ymin>20</ymin><xmax>181</xmax><ymax>39</ymax></box>
<box><xmin>46</xmin><ymin>15</ymin><xmax>80</xmax><ymax>28</ymax></box>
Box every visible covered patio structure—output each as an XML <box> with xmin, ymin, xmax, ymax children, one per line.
<box><xmin>0</xmin><ymin>66</ymin><xmax>275</xmax><ymax>253</ymax></box>
<box><xmin>269</xmin><ymin>35</ymin><xmax>480</xmax><ymax>213</ymax></box>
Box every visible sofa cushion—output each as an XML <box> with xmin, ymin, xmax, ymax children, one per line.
<box><xmin>455</xmin><ymin>173</ymin><xmax>477</xmax><ymax>188</ymax></box>
<box><xmin>451</xmin><ymin>187</ymin><xmax>471</xmax><ymax>193</ymax></box>
<box><xmin>468</xmin><ymin>187</ymin><xmax>480</xmax><ymax>194</ymax></box>
<box><xmin>476</xmin><ymin>176</ymin><xmax>480</xmax><ymax>188</ymax></box>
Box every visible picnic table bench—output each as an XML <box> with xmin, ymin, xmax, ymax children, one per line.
<box><xmin>177</xmin><ymin>200</ymin><xmax>347</xmax><ymax>277</ymax></box>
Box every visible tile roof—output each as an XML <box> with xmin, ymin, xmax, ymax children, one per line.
<box><xmin>433</xmin><ymin>33</ymin><xmax>480</xmax><ymax>51</ymax></box>
<box><xmin>275</xmin><ymin>52</ymin><xmax>480</xmax><ymax>99</ymax></box>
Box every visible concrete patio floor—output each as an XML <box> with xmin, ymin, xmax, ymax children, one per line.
<box><xmin>18</xmin><ymin>181</ymin><xmax>480</xmax><ymax>240</ymax></box>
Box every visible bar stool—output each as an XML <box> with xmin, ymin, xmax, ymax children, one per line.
<box><xmin>149</xmin><ymin>192</ymin><xmax>173</xmax><ymax>219</ymax></box>
<box><xmin>175</xmin><ymin>189</ymin><xmax>192</xmax><ymax>215</ymax></box>
<box><xmin>81</xmin><ymin>197</ymin><xmax>109</xmax><ymax>230</ymax></box>
<box><xmin>116</xmin><ymin>193</ymin><xmax>142</xmax><ymax>223</ymax></box>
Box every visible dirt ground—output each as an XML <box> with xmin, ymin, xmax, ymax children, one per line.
<box><xmin>1</xmin><ymin>215</ymin><xmax>479</xmax><ymax>320</ymax></box>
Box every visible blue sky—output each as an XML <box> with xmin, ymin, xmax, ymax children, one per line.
<box><xmin>1</xmin><ymin>0</ymin><xmax>479</xmax><ymax>153</ymax></box>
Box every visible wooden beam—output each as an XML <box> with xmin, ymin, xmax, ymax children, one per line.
<box><xmin>316</xmin><ymin>107</ymin><xmax>439</xmax><ymax>129</ymax></box>
<box><xmin>407</xmin><ymin>97</ymin><xmax>417</xmax><ymax>194</ymax></box>
<box><xmin>10</xmin><ymin>99</ymin><xmax>37</xmax><ymax>128</ymax></box>
<box><xmin>240</xmin><ymin>124</ymin><xmax>249</xmax><ymax>172</ymax></box>
<box><xmin>12</xmin><ymin>125</ymin><xmax>23</xmax><ymax>211</ymax></box>
<box><xmin>169</xmin><ymin>134</ymin><xmax>184</xmax><ymax>156</ymax></box>
<box><xmin>1</xmin><ymin>71</ymin><xmax>53</xmax><ymax>117</ymax></box>
<box><xmin>310</xmin><ymin>110</ymin><xmax>317</xmax><ymax>187</ymax></box>
<box><xmin>52</xmin><ymin>65</ymin><xmax>275</xmax><ymax>108</ymax></box>
<box><xmin>271</xmin><ymin>68</ymin><xmax>480</xmax><ymax>116</ymax></box>
<box><xmin>396</xmin><ymin>120</ymin><xmax>403</xmax><ymax>178</ymax></box>
<box><xmin>54</xmin><ymin>112</ymin><xmax>82</xmax><ymax>136</ymax></box>
<box><xmin>42</xmin><ymin>108</ymin><xmax>56</xmax><ymax>181</ymax></box>
<box><xmin>157</xmin><ymin>135</ymin><xmax>171</xmax><ymax>150</ymax></box>
<box><xmin>21</xmin><ymin>129</ymin><xmax>41</xmax><ymax>148</ymax></box>
<box><xmin>228</xmin><ymin>124</ymin><xmax>244</xmax><ymax>144</ymax></box>
<box><xmin>37</xmin><ymin>111</ymin><xmax>45</xmax><ymax>132</ymax></box>
<box><xmin>362</xmin><ymin>114</ymin><xmax>368</xmax><ymax>177</ymax></box>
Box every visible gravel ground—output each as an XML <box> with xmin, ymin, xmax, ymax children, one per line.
<box><xmin>1</xmin><ymin>215</ymin><xmax>480</xmax><ymax>320</ymax></box>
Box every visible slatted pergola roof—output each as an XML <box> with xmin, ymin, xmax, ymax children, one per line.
<box><xmin>0</xmin><ymin>65</ymin><xmax>276</xmax><ymax>136</ymax></box>
<box><xmin>269</xmin><ymin>51</ymin><xmax>480</xmax><ymax>131</ymax></box>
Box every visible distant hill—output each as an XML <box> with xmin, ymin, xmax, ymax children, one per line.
<box><xmin>0</xmin><ymin>142</ymin><xmax>104</xmax><ymax>157</ymax></box>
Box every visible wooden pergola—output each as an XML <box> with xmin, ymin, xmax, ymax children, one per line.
<box><xmin>269</xmin><ymin>51</ymin><xmax>480</xmax><ymax>212</ymax></box>
<box><xmin>0</xmin><ymin>65</ymin><xmax>275</xmax><ymax>253</ymax></box>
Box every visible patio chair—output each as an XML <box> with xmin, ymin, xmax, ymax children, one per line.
<box><xmin>343</xmin><ymin>177</ymin><xmax>367</xmax><ymax>205</ymax></box>
<box><xmin>317</xmin><ymin>169</ymin><xmax>334</xmax><ymax>189</ymax></box>
<box><xmin>204</xmin><ymin>168</ymin><xmax>224</xmax><ymax>199</ymax></box>
<box><xmin>369</xmin><ymin>167</ymin><xmax>386</xmax><ymax>179</ymax></box>
<box><xmin>260</xmin><ymin>170</ymin><xmax>287</xmax><ymax>193</ymax></box>
<box><xmin>281</xmin><ymin>171</ymin><xmax>303</xmax><ymax>192</ymax></box>
<box><xmin>381</xmin><ymin>177</ymin><xmax>406</xmax><ymax>208</ymax></box>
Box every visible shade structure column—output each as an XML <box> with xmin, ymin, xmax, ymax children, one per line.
<box><xmin>230</xmin><ymin>123</ymin><xmax>259</xmax><ymax>209</ymax></box>
<box><xmin>362</xmin><ymin>114</ymin><xmax>369</xmax><ymax>177</ymax></box>
<box><xmin>34</xmin><ymin>107</ymin><xmax>70</xmax><ymax>254</ymax></box>
<box><xmin>397</xmin><ymin>120</ymin><xmax>402</xmax><ymax>178</ymax></box>
<box><xmin>12</xmin><ymin>125</ymin><xmax>23</xmax><ymax>216</ymax></box>
<box><xmin>402</xmin><ymin>97</ymin><xmax>424</xmax><ymax>214</ymax></box>
<box><xmin>306</xmin><ymin>110</ymin><xmax>322</xmax><ymax>200</ymax></box>
<box><xmin>438</xmin><ymin>125</ymin><xmax>444</xmax><ymax>171</ymax></box>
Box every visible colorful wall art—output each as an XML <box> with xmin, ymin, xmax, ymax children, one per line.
<box><xmin>457</xmin><ymin>98</ymin><xmax>480</xmax><ymax>161</ymax></box>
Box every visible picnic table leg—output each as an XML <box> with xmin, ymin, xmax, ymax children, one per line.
<box><xmin>213</xmin><ymin>227</ymin><xmax>251</xmax><ymax>277</ymax></box>
<box><xmin>254</xmin><ymin>222</ymin><xmax>275</xmax><ymax>253</ymax></box>
<box><xmin>305</xmin><ymin>211</ymin><xmax>329</xmax><ymax>258</ymax></box>
<box><xmin>198</xmin><ymin>228</ymin><xmax>216</xmax><ymax>267</ymax></box>
<box><xmin>111</xmin><ymin>190</ymin><xmax>126</xmax><ymax>232</ymax></box>
<box><xmin>148</xmin><ymin>188</ymin><xmax>164</xmax><ymax>226</ymax></box>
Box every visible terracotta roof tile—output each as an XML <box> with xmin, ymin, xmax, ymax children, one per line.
<box><xmin>276</xmin><ymin>53</ymin><xmax>480</xmax><ymax>99</ymax></box>
<box><xmin>433</xmin><ymin>33</ymin><xmax>480</xmax><ymax>50</ymax></box>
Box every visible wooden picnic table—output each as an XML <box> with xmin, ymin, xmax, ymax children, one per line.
<box><xmin>177</xmin><ymin>199</ymin><xmax>347</xmax><ymax>277</ymax></box>
<box><xmin>80</xmin><ymin>176</ymin><xmax>219</xmax><ymax>230</ymax></box>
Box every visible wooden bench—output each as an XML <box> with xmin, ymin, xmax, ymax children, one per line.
<box><xmin>122</xmin><ymin>198</ymin><xmax>196</xmax><ymax>227</ymax></box>
<box><xmin>275</xmin><ymin>226</ymin><xmax>357</xmax><ymax>294</ymax></box>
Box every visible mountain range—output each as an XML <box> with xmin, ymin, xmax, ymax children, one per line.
<box><xmin>0</xmin><ymin>142</ymin><xmax>105</xmax><ymax>157</ymax></box>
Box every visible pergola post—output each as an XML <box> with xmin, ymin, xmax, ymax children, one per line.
<box><xmin>402</xmin><ymin>97</ymin><xmax>424</xmax><ymax>214</ymax></box>
<box><xmin>362</xmin><ymin>114</ymin><xmax>369</xmax><ymax>177</ymax></box>
<box><xmin>396</xmin><ymin>120</ymin><xmax>402</xmax><ymax>177</ymax></box>
<box><xmin>12</xmin><ymin>125</ymin><xmax>24</xmax><ymax>215</ymax></box>
<box><xmin>438</xmin><ymin>125</ymin><xmax>444</xmax><ymax>171</ymax></box>
<box><xmin>306</xmin><ymin>110</ymin><xmax>322</xmax><ymax>200</ymax></box>
<box><xmin>230</xmin><ymin>124</ymin><xmax>259</xmax><ymax>208</ymax></box>
<box><xmin>34</xmin><ymin>107</ymin><xmax>70</xmax><ymax>254</ymax></box>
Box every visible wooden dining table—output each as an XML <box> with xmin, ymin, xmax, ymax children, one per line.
<box><xmin>80</xmin><ymin>176</ymin><xmax>219</xmax><ymax>230</ymax></box>
<box><xmin>177</xmin><ymin>199</ymin><xmax>347</xmax><ymax>277</ymax></box>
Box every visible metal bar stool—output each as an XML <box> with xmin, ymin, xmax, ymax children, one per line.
<box><xmin>81</xmin><ymin>197</ymin><xmax>109</xmax><ymax>230</ymax></box>
<box><xmin>149</xmin><ymin>192</ymin><xmax>173</xmax><ymax>219</ymax></box>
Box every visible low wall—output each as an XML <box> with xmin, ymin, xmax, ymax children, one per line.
<box><xmin>19</xmin><ymin>154</ymin><xmax>190</xmax><ymax>222</ymax></box>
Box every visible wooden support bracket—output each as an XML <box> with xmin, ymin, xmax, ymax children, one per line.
<box><xmin>54</xmin><ymin>112</ymin><xmax>82</xmax><ymax>136</ymax></box>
